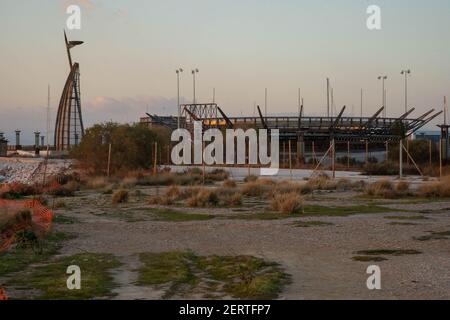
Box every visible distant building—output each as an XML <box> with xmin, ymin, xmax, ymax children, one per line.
<box><xmin>414</xmin><ymin>131</ymin><xmax>442</xmax><ymax>143</ymax></box>
<box><xmin>140</xmin><ymin>115</ymin><xmax>180</xmax><ymax>130</ymax></box>
<box><xmin>0</xmin><ymin>137</ymin><xmax>7</xmax><ymax>157</ymax></box>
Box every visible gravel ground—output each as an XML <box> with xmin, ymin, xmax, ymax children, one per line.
<box><xmin>0</xmin><ymin>158</ymin><xmax>72</xmax><ymax>184</ymax></box>
<box><xmin>53</xmin><ymin>189</ymin><xmax>450</xmax><ymax>300</ymax></box>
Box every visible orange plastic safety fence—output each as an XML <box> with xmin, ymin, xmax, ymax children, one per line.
<box><xmin>0</xmin><ymin>288</ymin><xmax>8</xmax><ymax>300</ymax></box>
<box><xmin>0</xmin><ymin>199</ymin><xmax>53</xmax><ymax>253</ymax></box>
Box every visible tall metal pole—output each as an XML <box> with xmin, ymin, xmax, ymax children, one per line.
<box><xmin>176</xmin><ymin>69</ymin><xmax>183</xmax><ymax>128</ymax></box>
<box><xmin>178</xmin><ymin>72</ymin><xmax>181</xmax><ymax>127</ymax></box>
<box><xmin>360</xmin><ymin>88</ymin><xmax>363</xmax><ymax>118</ymax></box>
<box><xmin>192</xmin><ymin>69</ymin><xmax>199</xmax><ymax>105</ymax></box>
<box><xmin>405</xmin><ymin>73</ymin><xmax>408</xmax><ymax>114</ymax></box>
<box><xmin>46</xmin><ymin>84</ymin><xmax>50</xmax><ymax>147</ymax></box>
<box><xmin>327</xmin><ymin>78</ymin><xmax>330</xmax><ymax>117</ymax></box>
<box><xmin>378</xmin><ymin>76</ymin><xmax>387</xmax><ymax>117</ymax></box>
<box><xmin>265</xmin><ymin>88</ymin><xmax>268</xmax><ymax>117</ymax></box>
<box><xmin>193</xmin><ymin>72</ymin><xmax>196</xmax><ymax>105</ymax></box>
<box><xmin>401</xmin><ymin>70</ymin><xmax>411</xmax><ymax>113</ymax></box>
<box><xmin>399</xmin><ymin>139</ymin><xmax>403</xmax><ymax>179</ymax></box>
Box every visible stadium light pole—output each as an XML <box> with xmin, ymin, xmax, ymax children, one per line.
<box><xmin>176</xmin><ymin>68</ymin><xmax>183</xmax><ymax>128</ymax></box>
<box><xmin>401</xmin><ymin>69</ymin><xmax>411</xmax><ymax>113</ymax></box>
<box><xmin>192</xmin><ymin>69</ymin><xmax>199</xmax><ymax>105</ymax></box>
<box><xmin>378</xmin><ymin>75</ymin><xmax>387</xmax><ymax>117</ymax></box>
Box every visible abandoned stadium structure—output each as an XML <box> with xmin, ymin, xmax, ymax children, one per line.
<box><xmin>141</xmin><ymin>103</ymin><xmax>445</xmax><ymax>164</ymax></box>
<box><xmin>54</xmin><ymin>31</ymin><xmax>85</xmax><ymax>151</ymax></box>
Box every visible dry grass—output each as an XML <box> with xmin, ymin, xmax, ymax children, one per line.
<box><xmin>395</xmin><ymin>181</ymin><xmax>410</xmax><ymax>193</ymax></box>
<box><xmin>417</xmin><ymin>176</ymin><xmax>450</xmax><ymax>198</ymax></box>
<box><xmin>365</xmin><ymin>179</ymin><xmax>395</xmax><ymax>198</ymax></box>
<box><xmin>216</xmin><ymin>186</ymin><xmax>243</xmax><ymax>206</ymax></box>
<box><xmin>271</xmin><ymin>192</ymin><xmax>304</xmax><ymax>214</ymax></box>
<box><xmin>272</xmin><ymin>181</ymin><xmax>304</xmax><ymax>195</ymax></box>
<box><xmin>112</xmin><ymin>190</ymin><xmax>129</xmax><ymax>204</ymax></box>
<box><xmin>222</xmin><ymin>179</ymin><xmax>237</xmax><ymax>188</ymax></box>
<box><xmin>241</xmin><ymin>179</ymin><xmax>276</xmax><ymax>198</ymax></box>
<box><xmin>187</xmin><ymin>189</ymin><xmax>220</xmax><ymax>208</ymax></box>
<box><xmin>85</xmin><ymin>176</ymin><xmax>109</xmax><ymax>189</ymax></box>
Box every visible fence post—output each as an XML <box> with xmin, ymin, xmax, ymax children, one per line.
<box><xmin>312</xmin><ymin>141</ymin><xmax>316</xmax><ymax>165</ymax></box>
<box><xmin>153</xmin><ymin>142</ymin><xmax>158</xmax><ymax>175</ymax></box>
<box><xmin>385</xmin><ymin>141</ymin><xmax>389</xmax><ymax>162</ymax></box>
<box><xmin>440</xmin><ymin>139</ymin><xmax>443</xmax><ymax>180</ymax></box>
<box><xmin>365</xmin><ymin>140</ymin><xmax>369</xmax><ymax>165</ymax></box>
<box><xmin>289</xmin><ymin>140</ymin><xmax>292</xmax><ymax>180</ymax></box>
<box><xmin>107</xmin><ymin>143</ymin><xmax>112</xmax><ymax>177</ymax></box>
<box><xmin>429</xmin><ymin>139</ymin><xmax>432</xmax><ymax>167</ymax></box>
<box><xmin>407</xmin><ymin>139</ymin><xmax>410</xmax><ymax>166</ymax></box>
<box><xmin>347</xmin><ymin>141</ymin><xmax>350</xmax><ymax>169</ymax></box>
<box><xmin>399</xmin><ymin>139</ymin><xmax>403</xmax><ymax>179</ymax></box>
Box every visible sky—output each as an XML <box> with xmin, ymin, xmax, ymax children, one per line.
<box><xmin>1</xmin><ymin>0</ymin><xmax>450</xmax><ymax>144</ymax></box>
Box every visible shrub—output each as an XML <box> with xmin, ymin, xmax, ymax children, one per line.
<box><xmin>244</xmin><ymin>175</ymin><xmax>258</xmax><ymax>183</ymax></box>
<box><xmin>417</xmin><ymin>176</ymin><xmax>450</xmax><ymax>198</ymax></box>
<box><xmin>187</xmin><ymin>189</ymin><xmax>219</xmax><ymax>208</ymax></box>
<box><xmin>241</xmin><ymin>179</ymin><xmax>275</xmax><ymax>198</ymax></box>
<box><xmin>206</xmin><ymin>169</ymin><xmax>230</xmax><ymax>182</ymax></box>
<box><xmin>85</xmin><ymin>176</ymin><xmax>110</xmax><ymax>190</ymax></box>
<box><xmin>396</xmin><ymin>181</ymin><xmax>410</xmax><ymax>193</ymax></box>
<box><xmin>272</xmin><ymin>181</ymin><xmax>303</xmax><ymax>195</ymax></box>
<box><xmin>46</xmin><ymin>182</ymin><xmax>76</xmax><ymax>197</ymax></box>
<box><xmin>112</xmin><ymin>190</ymin><xmax>129</xmax><ymax>204</ymax></box>
<box><xmin>223</xmin><ymin>193</ymin><xmax>242</xmax><ymax>207</ymax></box>
<box><xmin>148</xmin><ymin>196</ymin><xmax>174</xmax><ymax>206</ymax></box>
<box><xmin>0</xmin><ymin>183</ymin><xmax>39</xmax><ymax>199</ymax></box>
<box><xmin>222</xmin><ymin>179</ymin><xmax>237</xmax><ymax>188</ymax></box>
<box><xmin>365</xmin><ymin>179</ymin><xmax>395</xmax><ymax>198</ymax></box>
<box><xmin>306</xmin><ymin>174</ymin><xmax>338</xmax><ymax>191</ymax></box>
<box><xmin>271</xmin><ymin>192</ymin><xmax>303</xmax><ymax>214</ymax></box>
<box><xmin>166</xmin><ymin>185</ymin><xmax>181</xmax><ymax>198</ymax></box>
<box><xmin>217</xmin><ymin>187</ymin><xmax>243</xmax><ymax>207</ymax></box>
<box><xmin>71</xmin><ymin>122</ymin><xmax>170</xmax><ymax>175</ymax></box>
<box><xmin>120</xmin><ymin>176</ymin><xmax>138</xmax><ymax>189</ymax></box>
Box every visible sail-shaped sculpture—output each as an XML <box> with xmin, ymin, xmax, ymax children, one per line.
<box><xmin>54</xmin><ymin>31</ymin><xmax>84</xmax><ymax>151</ymax></box>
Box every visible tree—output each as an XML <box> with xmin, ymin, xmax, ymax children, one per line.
<box><xmin>71</xmin><ymin>122</ymin><xmax>169</xmax><ymax>174</ymax></box>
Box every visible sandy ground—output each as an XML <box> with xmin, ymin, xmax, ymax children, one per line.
<box><xmin>49</xmin><ymin>188</ymin><xmax>450</xmax><ymax>300</ymax></box>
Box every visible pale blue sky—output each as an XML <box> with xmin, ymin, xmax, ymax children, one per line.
<box><xmin>1</xmin><ymin>0</ymin><xmax>450</xmax><ymax>143</ymax></box>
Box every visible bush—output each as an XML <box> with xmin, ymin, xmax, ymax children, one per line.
<box><xmin>46</xmin><ymin>182</ymin><xmax>76</xmax><ymax>197</ymax></box>
<box><xmin>85</xmin><ymin>176</ymin><xmax>110</xmax><ymax>190</ymax></box>
<box><xmin>396</xmin><ymin>181</ymin><xmax>410</xmax><ymax>193</ymax></box>
<box><xmin>418</xmin><ymin>176</ymin><xmax>450</xmax><ymax>198</ymax></box>
<box><xmin>271</xmin><ymin>192</ymin><xmax>303</xmax><ymax>214</ymax></box>
<box><xmin>206</xmin><ymin>169</ymin><xmax>230</xmax><ymax>182</ymax></box>
<box><xmin>71</xmin><ymin>122</ymin><xmax>170</xmax><ymax>175</ymax></box>
<box><xmin>365</xmin><ymin>179</ymin><xmax>395</xmax><ymax>198</ymax></box>
<box><xmin>222</xmin><ymin>179</ymin><xmax>237</xmax><ymax>188</ymax></box>
<box><xmin>241</xmin><ymin>179</ymin><xmax>275</xmax><ymax>198</ymax></box>
<box><xmin>223</xmin><ymin>193</ymin><xmax>242</xmax><ymax>207</ymax></box>
<box><xmin>187</xmin><ymin>189</ymin><xmax>220</xmax><ymax>208</ymax></box>
<box><xmin>244</xmin><ymin>175</ymin><xmax>258</xmax><ymax>183</ymax></box>
<box><xmin>0</xmin><ymin>183</ymin><xmax>39</xmax><ymax>199</ymax></box>
<box><xmin>112</xmin><ymin>190</ymin><xmax>129</xmax><ymax>204</ymax></box>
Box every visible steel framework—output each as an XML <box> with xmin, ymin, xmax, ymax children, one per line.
<box><xmin>54</xmin><ymin>31</ymin><xmax>84</xmax><ymax>151</ymax></box>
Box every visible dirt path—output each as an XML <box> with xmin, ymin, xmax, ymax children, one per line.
<box><xmin>56</xmin><ymin>202</ymin><xmax>450</xmax><ymax>299</ymax></box>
